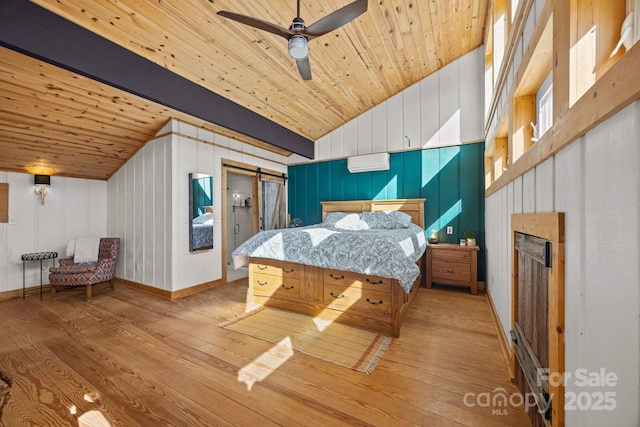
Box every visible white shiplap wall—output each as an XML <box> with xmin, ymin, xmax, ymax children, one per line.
<box><xmin>108</xmin><ymin>132</ymin><xmax>172</xmax><ymax>290</ymax></box>
<box><xmin>485</xmin><ymin>101</ymin><xmax>640</xmax><ymax>426</ymax></box>
<box><xmin>108</xmin><ymin>119</ymin><xmax>288</xmax><ymax>292</ymax></box>
<box><xmin>0</xmin><ymin>172</ymin><xmax>107</xmax><ymax>293</ymax></box>
<box><xmin>288</xmin><ymin>47</ymin><xmax>485</xmax><ymax>165</ymax></box>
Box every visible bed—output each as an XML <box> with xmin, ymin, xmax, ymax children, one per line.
<box><xmin>232</xmin><ymin>198</ymin><xmax>426</xmax><ymax>337</ymax></box>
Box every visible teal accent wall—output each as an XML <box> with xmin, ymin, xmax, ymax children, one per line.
<box><xmin>288</xmin><ymin>142</ymin><xmax>486</xmax><ymax>281</ymax></box>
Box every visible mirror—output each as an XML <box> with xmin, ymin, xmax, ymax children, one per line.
<box><xmin>189</xmin><ymin>172</ymin><xmax>214</xmax><ymax>251</ymax></box>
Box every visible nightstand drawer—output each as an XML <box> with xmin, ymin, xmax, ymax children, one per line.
<box><xmin>433</xmin><ymin>249</ymin><xmax>472</xmax><ymax>264</ymax></box>
<box><xmin>431</xmin><ymin>261</ymin><xmax>471</xmax><ymax>282</ymax></box>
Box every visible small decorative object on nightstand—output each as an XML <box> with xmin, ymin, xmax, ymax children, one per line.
<box><xmin>426</xmin><ymin>243</ymin><xmax>479</xmax><ymax>295</ymax></box>
<box><xmin>428</xmin><ymin>229</ymin><xmax>438</xmax><ymax>244</ymax></box>
<box><xmin>464</xmin><ymin>231</ymin><xmax>477</xmax><ymax>246</ymax></box>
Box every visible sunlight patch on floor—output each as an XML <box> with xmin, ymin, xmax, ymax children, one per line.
<box><xmin>310</xmin><ymin>315</ymin><xmax>334</xmax><ymax>332</ymax></box>
<box><xmin>78</xmin><ymin>410</ymin><xmax>111</xmax><ymax>427</ymax></box>
<box><xmin>313</xmin><ymin>301</ymin><xmax>352</xmax><ymax>331</ymax></box>
<box><xmin>238</xmin><ymin>336</ymin><xmax>294</xmax><ymax>390</ymax></box>
<box><xmin>84</xmin><ymin>392</ymin><xmax>99</xmax><ymax>403</ymax></box>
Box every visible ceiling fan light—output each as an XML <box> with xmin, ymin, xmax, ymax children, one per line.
<box><xmin>288</xmin><ymin>35</ymin><xmax>308</xmax><ymax>60</ymax></box>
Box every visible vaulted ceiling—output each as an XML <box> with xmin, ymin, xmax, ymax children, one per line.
<box><xmin>0</xmin><ymin>0</ymin><xmax>489</xmax><ymax>180</ymax></box>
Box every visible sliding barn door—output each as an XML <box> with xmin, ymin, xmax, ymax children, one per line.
<box><xmin>511</xmin><ymin>213</ymin><xmax>564</xmax><ymax>427</ymax></box>
<box><xmin>260</xmin><ymin>180</ymin><xmax>286</xmax><ymax>231</ymax></box>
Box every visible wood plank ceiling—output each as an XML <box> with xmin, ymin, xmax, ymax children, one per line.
<box><xmin>0</xmin><ymin>0</ymin><xmax>489</xmax><ymax>180</ymax></box>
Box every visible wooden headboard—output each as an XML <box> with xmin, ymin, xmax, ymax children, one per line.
<box><xmin>320</xmin><ymin>199</ymin><xmax>426</xmax><ymax>228</ymax></box>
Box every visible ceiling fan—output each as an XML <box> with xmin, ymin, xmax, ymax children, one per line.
<box><xmin>217</xmin><ymin>0</ymin><xmax>368</xmax><ymax>81</ymax></box>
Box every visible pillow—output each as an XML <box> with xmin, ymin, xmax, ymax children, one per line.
<box><xmin>334</xmin><ymin>213</ymin><xmax>369</xmax><ymax>230</ymax></box>
<box><xmin>322</xmin><ymin>212</ymin><xmax>348</xmax><ymax>227</ymax></box>
<box><xmin>65</xmin><ymin>239</ymin><xmax>76</xmax><ymax>257</ymax></box>
<box><xmin>73</xmin><ymin>236</ymin><xmax>100</xmax><ymax>264</ymax></box>
<box><xmin>361</xmin><ymin>210</ymin><xmax>412</xmax><ymax>229</ymax></box>
<box><xmin>193</xmin><ymin>213</ymin><xmax>213</xmax><ymax>225</ymax></box>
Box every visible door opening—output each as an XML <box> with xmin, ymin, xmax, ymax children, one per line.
<box><xmin>221</xmin><ymin>159</ymin><xmax>287</xmax><ymax>284</ymax></box>
<box><xmin>226</xmin><ymin>172</ymin><xmax>255</xmax><ymax>282</ymax></box>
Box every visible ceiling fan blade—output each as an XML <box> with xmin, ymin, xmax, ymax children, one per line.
<box><xmin>296</xmin><ymin>57</ymin><xmax>312</xmax><ymax>80</ymax></box>
<box><xmin>217</xmin><ymin>11</ymin><xmax>295</xmax><ymax>39</ymax></box>
<box><xmin>302</xmin><ymin>0</ymin><xmax>368</xmax><ymax>40</ymax></box>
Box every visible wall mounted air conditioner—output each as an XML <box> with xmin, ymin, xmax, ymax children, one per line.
<box><xmin>347</xmin><ymin>153</ymin><xmax>390</xmax><ymax>173</ymax></box>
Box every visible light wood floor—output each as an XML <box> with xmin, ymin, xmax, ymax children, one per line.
<box><xmin>0</xmin><ymin>281</ymin><xmax>530</xmax><ymax>426</ymax></box>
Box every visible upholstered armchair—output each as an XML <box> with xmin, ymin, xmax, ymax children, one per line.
<box><xmin>49</xmin><ymin>238</ymin><xmax>120</xmax><ymax>301</ymax></box>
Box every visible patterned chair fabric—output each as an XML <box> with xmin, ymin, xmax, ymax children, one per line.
<box><xmin>49</xmin><ymin>238</ymin><xmax>120</xmax><ymax>301</ymax></box>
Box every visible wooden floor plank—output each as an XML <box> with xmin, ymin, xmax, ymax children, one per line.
<box><xmin>1</xmin><ymin>325</ymin><xmax>145</xmax><ymax>426</ymax></box>
<box><xmin>0</xmin><ymin>281</ymin><xmax>530</xmax><ymax>426</ymax></box>
<box><xmin>96</xmin><ymin>296</ymin><xmax>367</xmax><ymax>426</ymax></box>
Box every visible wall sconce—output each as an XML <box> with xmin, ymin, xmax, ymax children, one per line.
<box><xmin>34</xmin><ymin>174</ymin><xmax>50</xmax><ymax>205</ymax></box>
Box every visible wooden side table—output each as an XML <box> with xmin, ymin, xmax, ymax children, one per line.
<box><xmin>426</xmin><ymin>243</ymin><xmax>479</xmax><ymax>294</ymax></box>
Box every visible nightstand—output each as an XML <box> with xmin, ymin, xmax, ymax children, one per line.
<box><xmin>426</xmin><ymin>244</ymin><xmax>479</xmax><ymax>294</ymax></box>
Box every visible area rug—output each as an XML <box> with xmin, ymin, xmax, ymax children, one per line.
<box><xmin>218</xmin><ymin>307</ymin><xmax>392</xmax><ymax>374</ymax></box>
